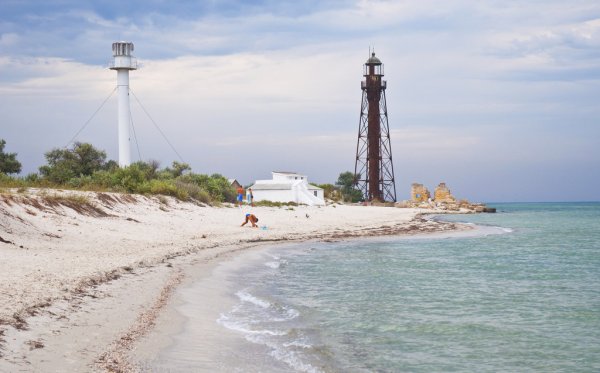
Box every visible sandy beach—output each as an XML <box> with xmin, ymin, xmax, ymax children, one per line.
<box><xmin>0</xmin><ymin>189</ymin><xmax>467</xmax><ymax>371</ymax></box>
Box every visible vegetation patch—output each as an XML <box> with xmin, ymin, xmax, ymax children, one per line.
<box><xmin>39</xmin><ymin>193</ymin><xmax>111</xmax><ymax>217</ymax></box>
<box><xmin>1</xmin><ymin>142</ymin><xmax>238</xmax><ymax>205</ymax></box>
<box><xmin>96</xmin><ymin>192</ymin><xmax>118</xmax><ymax>206</ymax></box>
<box><xmin>2</xmin><ymin>140</ymin><xmax>366</xmax><ymax>205</ymax></box>
<box><xmin>254</xmin><ymin>200</ymin><xmax>300</xmax><ymax>208</ymax></box>
<box><xmin>156</xmin><ymin>195</ymin><xmax>169</xmax><ymax>206</ymax></box>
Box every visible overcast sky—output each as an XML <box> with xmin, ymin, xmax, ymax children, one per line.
<box><xmin>1</xmin><ymin>0</ymin><xmax>599</xmax><ymax>202</ymax></box>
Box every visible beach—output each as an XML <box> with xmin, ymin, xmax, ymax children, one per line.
<box><xmin>137</xmin><ymin>203</ymin><xmax>600</xmax><ymax>372</ymax></box>
<box><xmin>0</xmin><ymin>189</ymin><xmax>465</xmax><ymax>371</ymax></box>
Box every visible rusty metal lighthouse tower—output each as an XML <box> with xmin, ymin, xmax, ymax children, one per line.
<box><xmin>354</xmin><ymin>52</ymin><xmax>396</xmax><ymax>202</ymax></box>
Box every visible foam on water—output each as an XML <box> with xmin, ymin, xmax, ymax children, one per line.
<box><xmin>217</xmin><ymin>314</ymin><xmax>287</xmax><ymax>336</ymax></box>
<box><xmin>220</xmin><ymin>286</ymin><xmax>321</xmax><ymax>372</ymax></box>
<box><xmin>236</xmin><ymin>290</ymin><xmax>271</xmax><ymax>309</ymax></box>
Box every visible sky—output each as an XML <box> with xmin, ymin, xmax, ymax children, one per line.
<box><xmin>1</xmin><ymin>0</ymin><xmax>599</xmax><ymax>202</ymax></box>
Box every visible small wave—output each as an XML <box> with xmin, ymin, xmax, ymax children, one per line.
<box><xmin>270</xmin><ymin>306</ymin><xmax>300</xmax><ymax>322</ymax></box>
<box><xmin>236</xmin><ymin>290</ymin><xmax>271</xmax><ymax>308</ymax></box>
<box><xmin>265</xmin><ymin>261</ymin><xmax>280</xmax><ymax>269</ymax></box>
<box><xmin>269</xmin><ymin>345</ymin><xmax>322</xmax><ymax>373</ymax></box>
<box><xmin>218</xmin><ymin>316</ymin><xmax>321</xmax><ymax>372</ymax></box>
<box><xmin>484</xmin><ymin>225</ymin><xmax>514</xmax><ymax>234</ymax></box>
<box><xmin>244</xmin><ymin>334</ymin><xmax>322</xmax><ymax>373</ymax></box>
<box><xmin>283</xmin><ymin>339</ymin><xmax>313</xmax><ymax>349</ymax></box>
<box><xmin>286</xmin><ymin>307</ymin><xmax>300</xmax><ymax>320</ymax></box>
<box><xmin>234</xmin><ymin>290</ymin><xmax>300</xmax><ymax>322</ymax></box>
<box><xmin>222</xmin><ymin>290</ymin><xmax>317</xmax><ymax>372</ymax></box>
<box><xmin>217</xmin><ymin>314</ymin><xmax>287</xmax><ymax>336</ymax></box>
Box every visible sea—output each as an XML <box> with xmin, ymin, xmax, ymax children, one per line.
<box><xmin>156</xmin><ymin>202</ymin><xmax>600</xmax><ymax>372</ymax></box>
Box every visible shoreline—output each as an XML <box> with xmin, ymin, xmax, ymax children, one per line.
<box><xmin>129</xmin><ymin>224</ymin><xmax>498</xmax><ymax>372</ymax></box>
<box><xmin>0</xmin><ymin>189</ymin><xmax>474</xmax><ymax>371</ymax></box>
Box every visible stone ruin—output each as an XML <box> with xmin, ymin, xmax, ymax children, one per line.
<box><xmin>410</xmin><ymin>182</ymin><xmax>455</xmax><ymax>204</ymax></box>
<box><xmin>400</xmin><ymin>182</ymin><xmax>495</xmax><ymax>213</ymax></box>
<box><xmin>411</xmin><ymin>183</ymin><xmax>430</xmax><ymax>202</ymax></box>
<box><xmin>433</xmin><ymin>182</ymin><xmax>455</xmax><ymax>203</ymax></box>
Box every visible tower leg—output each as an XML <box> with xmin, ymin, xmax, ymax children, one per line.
<box><xmin>117</xmin><ymin>70</ymin><xmax>131</xmax><ymax>167</ymax></box>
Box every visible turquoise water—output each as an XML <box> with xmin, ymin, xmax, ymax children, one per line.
<box><xmin>219</xmin><ymin>203</ymin><xmax>600</xmax><ymax>372</ymax></box>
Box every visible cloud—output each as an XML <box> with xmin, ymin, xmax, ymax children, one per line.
<box><xmin>0</xmin><ymin>32</ymin><xmax>19</xmax><ymax>46</ymax></box>
<box><xmin>1</xmin><ymin>0</ymin><xmax>599</xmax><ymax>201</ymax></box>
<box><xmin>0</xmin><ymin>57</ymin><xmax>111</xmax><ymax>97</ymax></box>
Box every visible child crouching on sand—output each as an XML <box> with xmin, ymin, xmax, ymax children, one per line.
<box><xmin>241</xmin><ymin>213</ymin><xmax>259</xmax><ymax>228</ymax></box>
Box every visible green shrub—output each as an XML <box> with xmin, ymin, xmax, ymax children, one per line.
<box><xmin>8</xmin><ymin>141</ymin><xmax>258</xmax><ymax>205</ymax></box>
<box><xmin>24</xmin><ymin>173</ymin><xmax>40</xmax><ymax>183</ymax></box>
<box><xmin>0</xmin><ymin>173</ymin><xmax>18</xmax><ymax>187</ymax></box>
<box><xmin>147</xmin><ymin>179</ymin><xmax>188</xmax><ymax>199</ymax></box>
<box><xmin>314</xmin><ymin>183</ymin><xmax>341</xmax><ymax>201</ymax></box>
<box><xmin>174</xmin><ymin>180</ymin><xmax>205</xmax><ymax>201</ymax></box>
<box><xmin>177</xmin><ymin>173</ymin><xmax>235</xmax><ymax>203</ymax></box>
<box><xmin>110</xmin><ymin>164</ymin><xmax>149</xmax><ymax>192</ymax></box>
<box><xmin>195</xmin><ymin>189</ymin><xmax>211</xmax><ymax>204</ymax></box>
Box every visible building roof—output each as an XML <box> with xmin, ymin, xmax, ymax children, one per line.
<box><xmin>228</xmin><ymin>178</ymin><xmax>241</xmax><ymax>186</ymax></box>
<box><xmin>250</xmin><ymin>183</ymin><xmax>293</xmax><ymax>190</ymax></box>
<box><xmin>272</xmin><ymin>171</ymin><xmax>300</xmax><ymax>175</ymax></box>
<box><xmin>307</xmin><ymin>184</ymin><xmax>323</xmax><ymax>190</ymax></box>
<box><xmin>366</xmin><ymin>52</ymin><xmax>382</xmax><ymax>65</ymax></box>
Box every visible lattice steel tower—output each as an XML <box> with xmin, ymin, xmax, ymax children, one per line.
<box><xmin>354</xmin><ymin>52</ymin><xmax>396</xmax><ymax>202</ymax></box>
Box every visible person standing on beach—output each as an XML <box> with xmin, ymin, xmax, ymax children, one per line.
<box><xmin>246</xmin><ymin>187</ymin><xmax>254</xmax><ymax>207</ymax></box>
<box><xmin>241</xmin><ymin>213</ymin><xmax>259</xmax><ymax>227</ymax></box>
<box><xmin>236</xmin><ymin>186</ymin><xmax>244</xmax><ymax>207</ymax></box>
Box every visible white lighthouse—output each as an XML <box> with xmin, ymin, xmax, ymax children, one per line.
<box><xmin>110</xmin><ymin>41</ymin><xmax>137</xmax><ymax>167</ymax></box>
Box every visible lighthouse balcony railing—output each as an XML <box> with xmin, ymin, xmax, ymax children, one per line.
<box><xmin>109</xmin><ymin>57</ymin><xmax>138</xmax><ymax>70</ymax></box>
<box><xmin>361</xmin><ymin>80</ymin><xmax>387</xmax><ymax>89</ymax></box>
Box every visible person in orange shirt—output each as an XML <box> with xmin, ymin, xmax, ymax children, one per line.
<box><xmin>236</xmin><ymin>186</ymin><xmax>244</xmax><ymax>206</ymax></box>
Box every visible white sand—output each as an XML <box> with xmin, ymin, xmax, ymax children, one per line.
<box><xmin>0</xmin><ymin>188</ymin><xmax>463</xmax><ymax>371</ymax></box>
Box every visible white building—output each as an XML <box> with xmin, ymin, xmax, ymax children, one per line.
<box><xmin>250</xmin><ymin>172</ymin><xmax>325</xmax><ymax>206</ymax></box>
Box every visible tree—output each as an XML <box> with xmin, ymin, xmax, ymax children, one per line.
<box><xmin>103</xmin><ymin>160</ymin><xmax>120</xmax><ymax>172</ymax></box>
<box><xmin>0</xmin><ymin>139</ymin><xmax>22</xmax><ymax>175</ymax></box>
<box><xmin>336</xmin><ymin>171</ymin><xmax>363</xmax><ymax>203</ymax></box>
<box><xmin>39</xmin><ymin>142</ymin><xmax>107</xmax><ymax>183</ymax></box>
<box><xmin>166</xmin><ymin>161</ymin><xmax>191</xmax><ymax>178</ymax></box>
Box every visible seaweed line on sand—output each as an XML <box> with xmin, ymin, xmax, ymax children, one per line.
<box><xmin>96</xmin><ymin>269</ymin><xmax>184</xmax><ymax>373</ymax></box>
